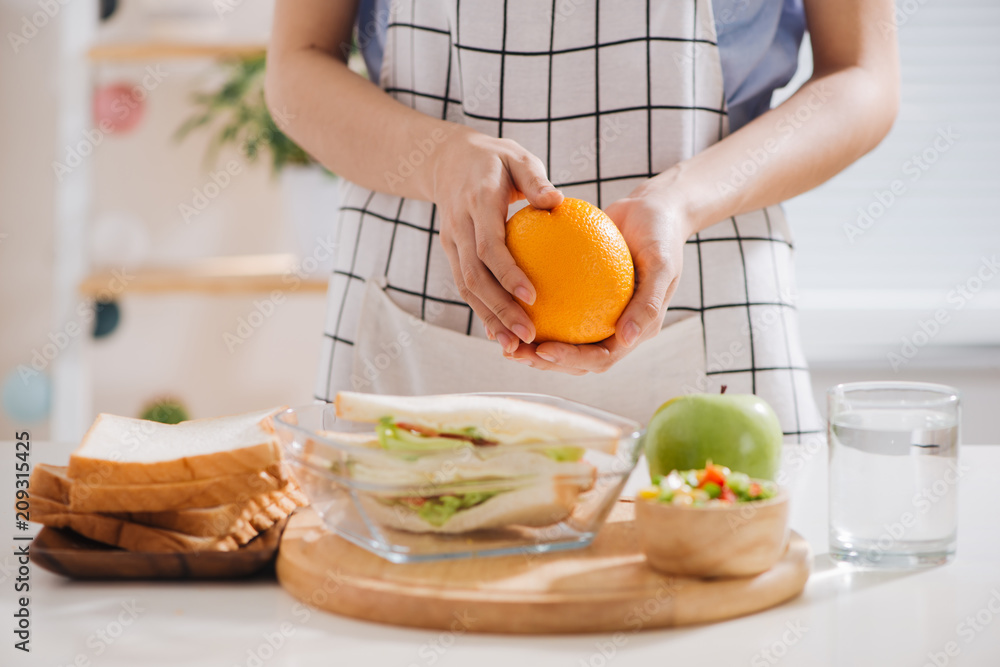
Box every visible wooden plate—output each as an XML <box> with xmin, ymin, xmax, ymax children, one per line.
<box><xmin>29</xmin><ymin>516</ymin><xmax>288</xmax><ymax>580</ymax></box>
<box><xmin>277</xmin><ymin>502</ymin><xmax>811</xmax><ymax>634</ymax></box>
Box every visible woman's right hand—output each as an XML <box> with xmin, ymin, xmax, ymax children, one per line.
<box><xmin>433</xmin><ymin>129</ymin><xmax>563</xmax><ymax>354</ymax></box>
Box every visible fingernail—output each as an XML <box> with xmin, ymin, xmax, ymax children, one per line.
<box><xmin>514</xmin><ymin>357</ymin><xmax>533</xmax><ymax>367</ymax></box>
<box><xmin>537</xmin><ymin>351</ymin><xmax>556</xmax><ymax>363</ymax></box>
<box><xmin>514</xmin><ymin>286</ymin><xmax>534</xmax><ymax>305</ymax></box>
<box><xmin>540</xmin><ymin>184</ymin><xmax>556</xmax><ymax>193</ymax></box>
<box><xmin>496</xmin><ymin>332</ymin><xmax>515</xmax><ymax>353</ymax></box>
<box><xmin>512</xmin><ymin>324</ymin><xmax>533</xmax><ymax>343</ymax></box>
<box><xmin>622</xmin><ymin>321</ymin><xmax>640</xmax><ymax>347</ymax></box>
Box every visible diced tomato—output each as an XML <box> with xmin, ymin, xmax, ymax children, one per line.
<box><xmin>748</xmin><ymin>483</ymin><xmax>761</xmax><ymax>498</ymax></box>
<box><xmin>399</xmin><ymin>497</ymin><xmax>426</xmax><ymax>507</ymax></box>
<box><xmin>699</xmin><ymin>465</ymin><xmax>727</xmax><ymax>489</ymax></box>
<box><xmin>720</xmin><ymin>487</ymin><xmax>737</xmax><ymax>503</ymax></box>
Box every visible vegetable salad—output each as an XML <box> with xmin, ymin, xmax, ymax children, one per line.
<box><xmin>639</xmin><ymin>462</ymin><xmax>777</xmax><ymax>507</ymax></box>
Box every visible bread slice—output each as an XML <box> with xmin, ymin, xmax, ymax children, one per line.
<box><xmin>68</xmin><ymin>468</ymin><xmax>286</xmax><ymax>513</ymax></box>
<box><xmin>30</xmin><ymin>490</ymin><xmax>308</xmax><ymax>547</ymax></box>
<box><xmin>68</xmin><ymin>408</ymin><xmax>284</xmax><ymax>486</ymax></box>
<box><xmin>127</xmin><ymin>485</ymin><xmax>307</xmax><ymax>536</ymax></box>
<box><xmin>335</xmin><ymin>392</ymin><xmax>621</xmax><ymax>452</ymax></box>
<box><xmin>358</xmin><ymin>480</ymin><xmax>581</xmax><ymax>534</ymax></box>
<box><xmin>29</xmin><ymin>465</ymin><xmax>307</xmax><ymax>538</ymax></box>
<box><xmin>31</xmin><ymin>511</ymin><xmax>242</xmax><ymax>552</ymax></box>
<box><xmin>29</xmin><ymin>463</ymin><xmax>75</xmax><ymax>505</ymax></box>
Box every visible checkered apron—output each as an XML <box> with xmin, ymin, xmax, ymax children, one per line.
<box><xmin>316</xmin><ymin>0</ymin><xmax>823</xmax><ymax>443</ymax></box>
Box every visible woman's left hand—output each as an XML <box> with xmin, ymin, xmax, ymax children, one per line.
<box><xmin>506</xmin><ymin>191</ymin><xmax>690</xmax><ymax>374</ymax></box>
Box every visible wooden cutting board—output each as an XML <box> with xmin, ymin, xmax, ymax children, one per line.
<box><xmin>276</xmin><ymin>502</ymin><xmax>811</xmax><ymax>633</ymax></box>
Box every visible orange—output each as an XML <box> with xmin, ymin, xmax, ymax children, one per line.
<box><xmin>505</xmin><ymin>197</ymin><xmax>635</xmax><ymax>344</ymax></box>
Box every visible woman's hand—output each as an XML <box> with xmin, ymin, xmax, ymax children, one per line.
<box><xmin>507</xmin><ymin>191</ymin><xmax>690</xmax><ymax>374</ymax></box>
<box><xmin>434</xmin><ymin>129</ymin><xmax>563</xmax><ymax>355</ymax></box>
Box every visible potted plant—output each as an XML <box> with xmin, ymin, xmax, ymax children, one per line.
<box><xmin>176</xmin><ymin>54</ymin><xmax>340</xmax><ymax>275</ymax></box>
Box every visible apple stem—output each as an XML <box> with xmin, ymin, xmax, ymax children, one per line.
<box><xmin>720</xmin><ymin>385</ymin><xmax>728</xmax><ymax>395</ymax></box>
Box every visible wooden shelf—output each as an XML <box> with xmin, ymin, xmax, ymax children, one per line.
<box><xmin>78</xmin><ymin>254</ymin><xmax>328</xmax><ymax>297</ymax></box>
<box><xmin>88</xmin><ymin>42</ymin><xmax>266</xmax><ymax>62</ymax></box>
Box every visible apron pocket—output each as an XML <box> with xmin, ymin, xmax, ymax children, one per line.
<box><xmin>349</xmin><ymin>279</ymin><xmax>706</xmax><ymax>425</ymax></box>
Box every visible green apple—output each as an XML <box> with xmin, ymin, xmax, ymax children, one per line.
<box><xmin>644</xmin><ymin>392</ymin><xmax>783</xmax><ymax>481</ymax></box>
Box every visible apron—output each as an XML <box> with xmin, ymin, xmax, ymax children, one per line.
<box><xmin>316</xmin><ymin>0</ymin><xmax>824</xmax><ymax>446</ymax></box>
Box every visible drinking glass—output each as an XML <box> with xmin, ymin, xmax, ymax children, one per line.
<box><xmin>828</xmin><ymin>382</ymin><xmax>960</xmax><ymax>567</ymax></box>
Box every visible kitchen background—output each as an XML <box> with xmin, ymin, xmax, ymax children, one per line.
<box><xmin>0</xmin><ymin>0</ymin><xmax>997</xmax><ymax>442</ymax></box>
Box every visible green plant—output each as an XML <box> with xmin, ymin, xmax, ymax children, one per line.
<box><xmin>140</xmin><ymin>397</ymin><xmax>190</xmax><ymax>425</ymax></box>
<box><xmin>175</xmin><ymin>54</ymin><xmax>316</xmax><ymax>175</ymax></box>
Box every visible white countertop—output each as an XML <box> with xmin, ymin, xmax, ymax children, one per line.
<box><xmin>3</xmin><ymin>442</ymin><xmax>999</xmax><ymax>667</ymax></box>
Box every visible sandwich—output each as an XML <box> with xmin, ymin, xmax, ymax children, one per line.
<box><xmin>357</xmin><ymin>479</ymin><xmax>585</xmax><ymax>534</ymax></box>
<box><xmin>326</xmin><ymin>392</ymin><xmax>623</xmax><ymax>534</ymax></box>
<box><xmin>335</xmin><ymin>391</ymin><xmax>620</xmax><ymax>456</ymax></box>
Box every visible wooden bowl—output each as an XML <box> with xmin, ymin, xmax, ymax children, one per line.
<box><xmin>635</xmin><ymin>489</ymin><xmax>790</xmax><ymax>578</ymax></box>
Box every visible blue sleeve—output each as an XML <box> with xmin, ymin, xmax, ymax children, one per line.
<box><xmin>714</xmin><ymin>0</ymin><xmax>806</xmax><ymax>131</ymax></box>
<box><xmin>356</xmin><ymin>0</ymin><xmax>389</xmax><ymax>83</ymax></box>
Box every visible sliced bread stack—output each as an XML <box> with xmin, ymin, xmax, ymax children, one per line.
<box><xmin>28</xmin><ymin>408</ymin><xmax>307</xmax><ymax>552</ymax></box>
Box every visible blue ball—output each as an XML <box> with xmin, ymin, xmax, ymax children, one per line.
<box><xmin>2</xmin><ymin>368</ymin><xmax>52</xmax><ymax>423</ymax></box>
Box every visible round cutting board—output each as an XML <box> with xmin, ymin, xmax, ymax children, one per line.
<box><xmin>276</xmin><ymin>502</ymin><xmax>810</xmax><ymax>634</ymax></box>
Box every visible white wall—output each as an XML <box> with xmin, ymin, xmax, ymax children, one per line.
<box><xmin>87</xmin><ymin>58</ymin><xmax>325</xmax><ymax>423</ymax></box>
<box><xmin>0</xmin><ymin>0</ymin><xmax>60</xmax><ymax>439</ymax></box>
<box><xmin>0</xmin><ymin>0</ymin><xmax>324</xmax><ymax>440</ymax></box>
